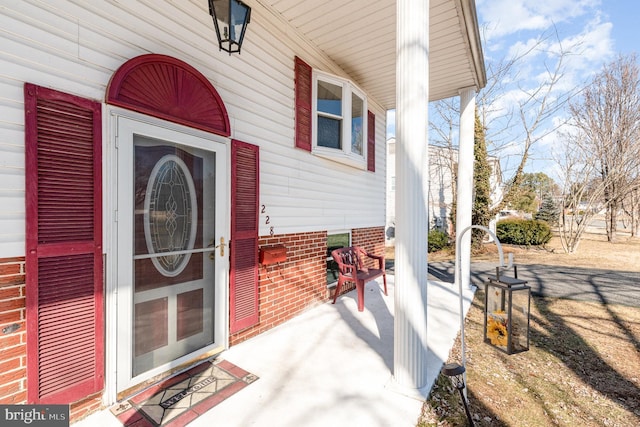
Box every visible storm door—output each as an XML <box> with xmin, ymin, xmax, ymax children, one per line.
<box><xmin>116</xmin><ymin>117</ymin><xmax>228</xmax><ymax>392</ymax></box>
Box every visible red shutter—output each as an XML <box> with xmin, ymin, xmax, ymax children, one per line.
<box><xmin>230</xmin><ymin>140</ymin><xmax>259</xmax><ymax>333</ymax></box>
<box><xmin>294</xmin><ymin>56</ymin><xmax>312</xmax><ymax>151</ymax></box>
<box><xmin>367</xmin><ymin>110</ymin><xmax>376</xmax><ymax>172</ymax></box>
<box><xmin>24</xmin><ymin>83</ymin><xmax>104</xmax><ymax>404</ymax></box>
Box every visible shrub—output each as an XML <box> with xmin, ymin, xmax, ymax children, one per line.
<box><xmin>428</xmin><ymin>229</ymin><xmax>450</xmax><ymax>252</ymax></box>
<box><xmin>496</xmin><ymin>219</ymin><xmax>552</xmax><ymax>246</ymax></box>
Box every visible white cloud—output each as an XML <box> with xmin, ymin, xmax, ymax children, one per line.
<box><xmin>555</xmin><ymin>17</ymin><xmax>614</xmax><ymax>74</ymax></box>
<box><xmin>507</xmin><ymin>37</ymin><xmax>548</xmax><ymax>62</ymax></box>
<box><xmin>478</xmin><ymin>0</ymin><xmax>602</xmax><ymax>40</ymax></box>
<box><xmin>478</xmin><ymin>1</ymin><xmax>548</xmax><ymax>39</ymax></box>
<box><xmin>476</xmin><ymin>1</ymin><xmax>615</xmax><ymax>144</ymax></box>
<box><xmin>423</xmin><ymin>1</ymin><xmax>617</xmax><ymax>178</ymax></box>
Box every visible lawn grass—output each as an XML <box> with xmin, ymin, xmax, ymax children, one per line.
<box><xmin>416</xmin><ymin>233</ymin><xmax>640</xmax><ymax>426</ymax></box>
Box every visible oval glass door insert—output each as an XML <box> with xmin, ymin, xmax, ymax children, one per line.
<box><xmin>143</xmin><ymin>154</ymin><xmax>198</xmax><ymax>277</ymax></box>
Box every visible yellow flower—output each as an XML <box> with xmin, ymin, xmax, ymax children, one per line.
<box><xmin>487</xmin><ymin>317</ymin><xmax>508</xmax><ymax>347</ymax></box>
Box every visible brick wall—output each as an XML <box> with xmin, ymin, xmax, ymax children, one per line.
<box><xmin>230</xmin><ymin>230</ymin><xmax>329</xmax><ymax>345</ymax></box>
<box><xmin>229</xmin><ymin>226</ymin><xmax>385</xmax><ymax>346</ymax></box>
<box><xmin>352</xmin><ymin>226</ymin><xmax>386</xmax><ymax>269</ymax></box>
<box><xmin>0</xmin><ymin>257</ymin><xmax>26</xmax><ymax>405</ymax></box>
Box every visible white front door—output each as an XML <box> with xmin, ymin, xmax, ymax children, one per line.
<box><xmin>115</xmin><ymin>116</ymin><xmax>228</xmax><ymax>392</ymax></box>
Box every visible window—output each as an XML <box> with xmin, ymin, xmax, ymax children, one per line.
<box><xmin>351</xmin><ymin>92</ymin><xmax>364</xmax><ymax>156</ymax></box>
<box><xmin>317</xmin><ymin>79</ymin><xmax>343</xmax><ymax>149</ymax></box>
<box><xmin>326</xmin><ymin>232</ymin><xmax>350</xmax><ymax>286</ymax></box>
<box><xmin>313</xmin><ymin>71</ymin><xmax>367</xmax><ymax>168</ymax></box>
<box><xmin>294</xmin><ymin>57</ymin><xmax>376</xmax><ymax>171</ymax></box>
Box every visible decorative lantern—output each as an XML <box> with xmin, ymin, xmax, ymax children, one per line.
<box><xmin>484</xmin><ymin>266</ymin><xmax>531</xmax><ymax>354</ymax></box>
<box><xmin>208</xmin><ymin>0</ymin><xmax>251</xmax><ymax>54</ymax></box>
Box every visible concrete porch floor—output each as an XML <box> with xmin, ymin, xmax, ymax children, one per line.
<box><xmin>76</xmin><ymin>276</ymin><xmax>475</xmax><ymax>427</ymax></box>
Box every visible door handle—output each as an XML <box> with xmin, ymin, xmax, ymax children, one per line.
<box><xmin>217</xmin><ymin>237</ymin><xmax>226</xmax><ymax>257</ymax></box>
<box><xmin>208</xmin><ymin>237</ymin><xmax>227</xmax><ymax>259</ymax></box>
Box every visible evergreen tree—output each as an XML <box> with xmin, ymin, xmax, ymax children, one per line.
<box><xmin>472</xmin><ymin>110</ymin><xmax>492</xmax><ymax>249</ymax></box>
<box><xmin>535</xmin><ymin>194</ymin><xmax>560</xmax><ymax>225</ymax></box>
<box><xmin>512</xmin><ymin>172</ymin><xmax>560</xmax><ymax>213</ymax></box>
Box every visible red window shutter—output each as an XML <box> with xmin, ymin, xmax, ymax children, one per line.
<box><xmin>24</xmin><ymin>83</ymin><xmax>104</xmax><ymax>404</ymax></box>
<box><xmin>367</xmin><ymin>110</ymin><xmax>376</xmax><ymax>172</ymax></box>
<box><xmin>294</xmin><ymin>56</ymin><xmax>312</xmax><ymax>152</ymax></box>
<box><xmin>230</xmin><ymin>140</ymin><xmax>259</xmax><ymax>333</ymax></box>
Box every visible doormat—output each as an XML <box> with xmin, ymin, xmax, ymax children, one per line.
<box><xmin>111</xmin><ymin>359</ymin><xmax>258</xmax><ymax>427</ymax></box>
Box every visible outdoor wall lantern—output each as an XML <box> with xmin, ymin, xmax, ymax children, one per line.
<box><xmin>208</xmin><ymin>0</ymin><xmax>251</xmax><ymax>54</ymax></box>
<box><xmin>441</xmin><ymin>363</ymin><xmax>475</xmax><ymax>427</ymax></box>
<box><xmin>484</xmin><ymin>266</ymin><xmax>531</xmax><ymax>354</ymax></box>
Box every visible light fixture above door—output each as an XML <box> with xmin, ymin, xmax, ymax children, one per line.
<box><xmin>208</xmin><ymin>0</ymin><xmax>251</xmax><ymax>54</ymax></box>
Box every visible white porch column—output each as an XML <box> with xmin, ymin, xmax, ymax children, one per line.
<box><xmin>393</xmin><ymin>0</ymin><xmax>429</xmax><ymax>393</ymax></box>
<box><xmin>455</xmin><ymin>87</ymin><xmax>477</xmax><ymax>291</ymax></box>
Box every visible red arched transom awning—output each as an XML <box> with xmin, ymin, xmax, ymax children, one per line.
<box><xmin>106</xmin><ymin>54</ymin><xmax>230</xmax><ymax>136</ymax></box>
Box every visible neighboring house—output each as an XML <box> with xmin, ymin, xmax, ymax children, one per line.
<box><xmin>386</xmin><ymin>138</ymin><xmax>503</xmax><ymax>238</ymax></box>
<box><xmin>489</xmin><ymin>156</ymin><xmax>505</xmax><ymax>211</ymax></box>
<box><xmin>0</xmin><ymin>0</ymin><xmax>484</xmax><ymax>421</ymax></box>
<box><xmin>385</xmin><ymin>138</ymin><xmax>397</xmax><ymax>242</ymax></box>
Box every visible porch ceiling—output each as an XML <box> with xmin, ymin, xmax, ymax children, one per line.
<box><xmin>258</xmin><ymin>0</ymin><xmax>486</xmax><ymax>109</ymax></box>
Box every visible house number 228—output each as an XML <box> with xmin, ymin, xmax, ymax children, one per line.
<box><xmin>261</xmin><ymin>205</ymin><xmax>274</xmax><ymax>236</ymax></box>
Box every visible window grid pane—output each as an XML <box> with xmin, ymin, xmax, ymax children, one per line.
<box><xmin>317</xmin><ymin>79</ymin><xmax>343</xmax><ymax>150</ymax></box>
<box><xmin>351</xmin><ymin>93</ymin><xmax>364</xmax><ymax>156</ymax></box>
<box><xmin>317</xmin><ymin>116</ymin><xmax>342</xmax><ymax>149</ymax></box>
<box><xmin>317</xmin><ymin>80</ymin><xmax>342</xmax><ymax>116</ymax></box>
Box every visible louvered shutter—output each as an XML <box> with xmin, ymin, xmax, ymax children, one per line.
<box><xmin>230</xmin><ymin>140</ymin><xmax>259</xmax><ymax>333</ymax></box>
<box><xmin>367</xmin><ymin>111</ymin><xmax>376</xmax><ymax>172</ymax></box>
<box><xmin>294</xmin><ymin>56</ymin><xmax>312</xmax><ymax>151</ymax></box>
<box><xmin>24</xmin><ymin>83</ymin><xmax>104</xmax><ymax>404</ymax></box>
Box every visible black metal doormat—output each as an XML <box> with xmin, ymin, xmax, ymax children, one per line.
<box><xmin>111</xmin><ymin>360</ymin><xmax>258</xmax><ymax>427</ymax></box>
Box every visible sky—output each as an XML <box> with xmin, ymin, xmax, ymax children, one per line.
<box><xmin>387</xmin><ymin>0</ymin><xmax>639</xmax><ymax>182</ymax></box>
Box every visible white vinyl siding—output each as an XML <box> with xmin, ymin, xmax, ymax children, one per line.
<box><xmin>0</xmin><ymin>0</ymin><xmax>386</xmax><ymax>257</ymax></box>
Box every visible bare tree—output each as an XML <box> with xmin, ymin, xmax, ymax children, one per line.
<box><xmin>430</xmin><ymin>27</ymin><xmax>580</xmax><ymax>234</ymax></box>
<box><xmin>429</xmin><ymin>28</ymin><xmax>579</xmax><ymax>249</ymax></box>
<box><xmin>566</xmin><ymin>54</ymin><xmax>640</xmax><ymax>242</ymax></box>
<box><xmin>621</xmin><ymin>181</ymin><xmax>640</xmax><ymax>237</ymax></box>
<box><xmin>485</xmin><ymin>28</ymin><xmax>580</xmax><ymax>215</ymax></box>
<box><xmin>555</xmin><ymin>132</ymin><xmax>606</xmax><ymax>253</ymax></box>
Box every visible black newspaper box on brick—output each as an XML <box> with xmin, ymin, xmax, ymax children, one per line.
<box><xmin>484</xmin><ymin>266</ymin><xmax>531</xmax><ymax>354</ymax></box>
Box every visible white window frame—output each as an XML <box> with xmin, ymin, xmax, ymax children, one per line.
<box><xmin>312</xmin><ymin>71</ymin><xmax>368</xmax><ymax>169</ymax></box>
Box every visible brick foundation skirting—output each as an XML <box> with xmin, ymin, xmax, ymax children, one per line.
<box><xmin>230</xmin><ymin>226</ymin><xmax>385</xmax><ymax>345</ymax></box>
<box><xmin>0</xmin><ymin>257</ymin><xmax>26</xmax><ymax>406</ymax></box>
<box><xmin>0</xmin><ymin>226</ymin><xmax>384</xmax><ymax>420</ymax></box>
<box><xmin>352</xmin><ymin>227</ymin><xmax>386</xmax><ymax>269</ymax></box>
